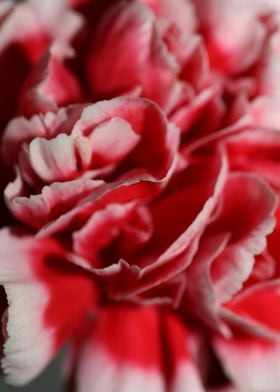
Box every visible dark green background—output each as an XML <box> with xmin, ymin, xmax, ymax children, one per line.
<box><xmin>0</xmin><ymin>354</ymin><xmax>62</xmax><ymax>392</ymax></box>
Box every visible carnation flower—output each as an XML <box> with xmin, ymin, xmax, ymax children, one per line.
<box><xmin>1</xmin><ymin>1</ymin><xmax>280</xmax><ymax>391</ymax></box>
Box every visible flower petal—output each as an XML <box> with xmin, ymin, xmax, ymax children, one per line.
<box><xmin>0</xmin><ymin>228</ymin><xmax>97</xmax><ymax>385</ymax></box>
<box><xmin>221</xmin><ymin>280</ymin><xmax>280</xmax><ymax>339</ymax></box>
<box><xmin>161</xmin><ymin>312</ymin><xmax>205</xmax><ymax>392</ymax></box>
<box><xmin>227</xmin><ymin>129</ymin><xmax>280</xmax><ymax>191</ymax></box>
<box><xmin>185</xmin><ymin>173</ymin><xmax>277</xmax><ymax>331</ymax></box>
<box><xmin>19</xmin><ymin>41</ymin><xmax>83</xmax><ymax>117</ymax></box>
<box><xmin>214</xmin><ymin>335</ymin><xmax>280</xmax><ymax>392</ymax></box>
<box><xmin>197</xmin><ymin>0</ymin><xmax>266</xmax><ymax>75</ymax></box>
<box><xmin>67</xmin><ymin>306</ymin><xmax>164</xmax><ymax>392</ymax></box>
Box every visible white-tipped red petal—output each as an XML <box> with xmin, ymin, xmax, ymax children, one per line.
<box><xmin>2</xmin><ymin>106</ymin><xmax>84</xmax><ymax>166</ymax></box>
<box><xmin>185</xmin><ymin>173</ymin><xmax>277</xmax><ymax>331</ymax></box>
<box><xmin>24</xmin><ymin>134</ymin><xmax>91</xmax><ymax>184</ymax></box>
<box><xmin>67</xmin><ymin>307</ymin><xmax>165</xmax><ymax>392</ymax></box>
<box><xmin>0</xmin><ymin>228</ymin><xmax>97</xmax><ymax>385</ymax></box>
<box><xmin>221</xmin><ymin>280</ymin><xmax>280</xmax><ymax>339</ymax></box>
<box><xmin>86</xmin><ymin>1</ymin><xmax>190</xmax><ymax>112</ymax></box>
<box><xmin>5</xmin><ymin>173</ymin><xmax>104</xmax><ymax>229</ymax></box>
<box><xmin>210</xmin><ymin>173</ymin><xmax>277</xmax><ymax>303</ymax></box>
<box><xmin>213</xmin><ymin>335</ymin><xmax>280</xmax><ymax>392</ymax></box>
<box><xmin>161</xmin><ymin>312</ymin><xmax>205</xmax><ymax>392</ymax></box>
<box><xmin>71</xmin><ymin>97</ymin><xmax>179</xmax><ymax>180</ymax></box>
<box><xmin>67</xmin><ymin>307</ymin><xmax>204</xmax><ymax>392</ymax></box>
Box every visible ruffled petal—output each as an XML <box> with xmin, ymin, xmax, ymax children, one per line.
<box><xmin>19</xmin><ymin>42</ymin><xmax>83</xmax><ymax>117</ymax></box>
<box><xmin>185</xmin><ymin>173</ymin><xmax>277</xmax><ymax>331</ymax></box>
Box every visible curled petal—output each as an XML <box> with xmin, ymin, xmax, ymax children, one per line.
<box><xmin>19</xmin><ymin>41</ymin><xmax>83</xmax><ymax>117</ymax></box>
<box><xmin>2</xmin><ymin>105</ymin><xmax>84</xmax><ymax>166</ymax></box>
<box><xmin>86</xmin><ymin>1</ymin><xmax>190</xmax><ymax>112</ymax></box>
<box><xmin>221</xmin><ymin>280</ymin><xmax>280</xmax><ymax>339</ymax></box>
<box><xmin>71</xmin><ymin>97</ymin><xmax>180</xmax><ymax>180</ymax></box>
<box><xmin>110</xmin><ymin>146</ymin><xmax>228</xmax><ymax>300</ymax></box>
<box><xmin>185</xmin><ymin>173</ymin><xmax>277</xmax><ymax>331</ymax></box>
<box><xmin>5</xmin><ymin>172</ymin><xmax>104</xmax><ymax>229</ymax></box>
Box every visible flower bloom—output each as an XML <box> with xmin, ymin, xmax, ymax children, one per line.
<box><xmin>1</xmin><ymin>0</ymin><xmax>280</xmax><ymax>391</ymax></box>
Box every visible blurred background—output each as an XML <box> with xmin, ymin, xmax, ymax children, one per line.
<box><xmin>0</xmin><ymin>353</ymin><xmax>63</xmax><ymax>392</ymax></box>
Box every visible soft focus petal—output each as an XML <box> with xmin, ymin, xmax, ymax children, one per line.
<box><xmin>214</xmin><ymin>335</ymin><xmax>280</xmax><ymax>392</ymax></box>
<box><xmin>0</xmin><ymin>228</ymin><xmax>97</xmax><ymax>385</ymax></box>
<box><xmin>161</xmin><ymin>312</ymin><xmax>205</xmax><ymax>392</ymax></box>
<box><xmin>222</xmin><ymin>280</ymin><xmax>280</xmax><ymax>339</ymax></box>
<box><xmin>67</xmin><ymin>307</ymin><xmax>165</xmax><ymax>392</ymax></box>
<box><xmin>140</xmin><ymin>0</ymin><xmax>197</xmax><ymax>36</ymax></box>
<box><xmin>66</xmin><ymin>307</ymin><xmax>205</xmax><ymax>392</ymax></box>
<box><xmin>86</xmin><ymin>1</ymin><xmax>190</xmax><ymax>112</ymax></box>
<box><xmin>227</xmin><ymin>129</ymin><xmax>280</xmax><ymax>191</ymax></box>
<box><xmin>19</xmin><ymin>42</ymin><xmax>83</xmax><ymax>117</ymax></box>
<box><xmin>196</xmin><ymin>0</ymin><xmax>266</xmax><ymax>75</ymax></box>
<box><xmin>2</xmin><ymin>106</ymin><xmax>84</xmax><ymax>166</ymax></box>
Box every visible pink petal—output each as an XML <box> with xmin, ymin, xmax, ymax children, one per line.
<box><xmin>255</xmin><ymin>37</ymin><xmax>280</xmax><ymax>97</ymax></box>
<box><xmin>2</xmin><ymin>106</ymin><xmax>84</xmax><ymax>166</ymax></box>
<box><xmin>0</xmin><ymin>2</ymin><xmax>48</xmax><ymax>62</ymax></box>
<box><xmin>249</xmin><ymin>96</ymin><xmax>280</xmax><ymax>129</ymax></box>
<box><xmin>140</xmin><ymin>0</ymin><xmax>197</xmax><ymax>36</ymax></box>
<box><xmin>0</xmin><ymin>228</ymin><xmax>97</xmax><ymax>385</ymax></box>
<box><xmin>37</xmin><ymin>178</ymin><xmax>161</xmax><ymax>237</ymax></box>
<box><xmin>27</xmin><ymin>0</ymin><xmax>83</xmax><ymax>45</ymax></box>
<box><xmin>89</xmin><ymin>118</ymin><xmax>140</xmax><ymax>167</ymax></box>
<box><xmin>196</xmin><ymin>0</ymin><xmax>266</xmax><ymax>75</ymax></box>
<box><xmin>19</xmin><ymin>42</ymin><xmax>83</xmax><ymax>117</ymax></box>
<box><xmin>184</xmin><ymin>232</ymin><xmax>231</xmax><ymax>334</ymax></box>
<box><xmin>66</xmin><ymin>307</ymin><xmax>204</xmax><ymax>392</ymax></box>
<box><xmin>171</xmin><ymin>84</ymin><xmax>224</xmax><ymax>136</ymax></box>
<box><xmin>22</xmin><ymin>134</ymin><xmax>91</xmax><ymax>184</ymax></box>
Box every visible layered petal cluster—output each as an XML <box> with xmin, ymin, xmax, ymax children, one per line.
<box><xmin>1</xmin><ymin>0</ymin><xmax>280</xmax><ymax>391</ymax></box>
